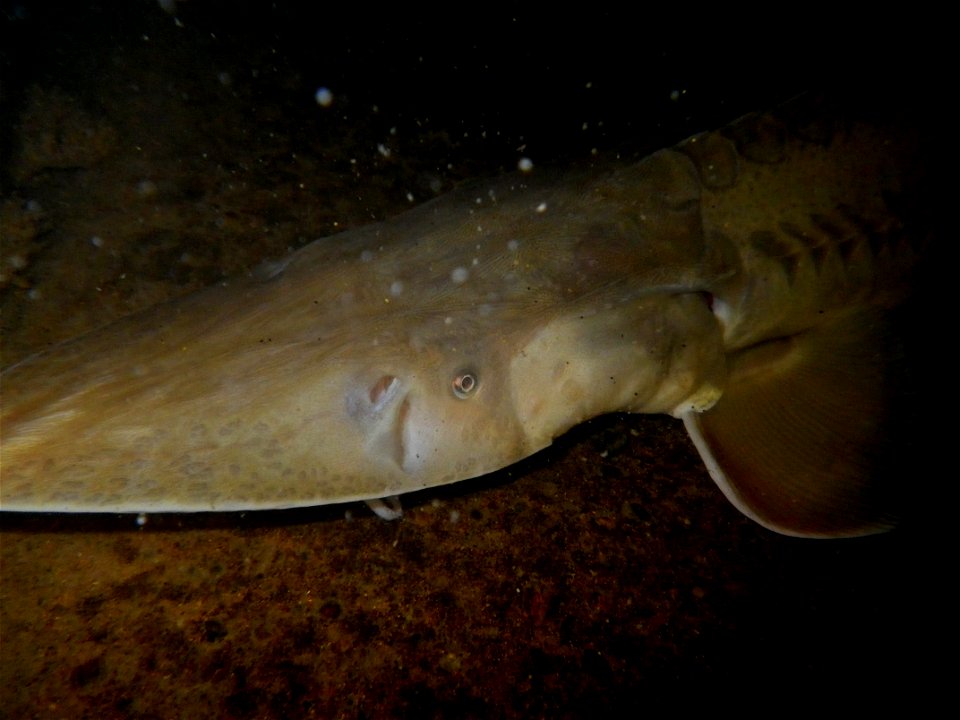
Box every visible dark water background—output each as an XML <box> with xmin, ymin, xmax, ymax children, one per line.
<box><xmin>0</xmin><ymin>3</ymin><xmax>950</xmax><ymax>718</ymax></box>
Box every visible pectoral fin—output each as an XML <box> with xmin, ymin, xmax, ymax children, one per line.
<box><xmin>682</xmin><ymin>308</ymin><xmax>908</xmax><ymax>538</ymax></box>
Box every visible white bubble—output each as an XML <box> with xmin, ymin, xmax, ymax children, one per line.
<box><xmin>315</xmin><ymin>87</ymin><xmax>334</xmax><ymax>107</ymax></box>
<box><xmin>451</xmin><ymin>267</ymin><xmax>469</xmax><ymax>284</ymax></box>
<box><xmin>390</xmin><ymin>280</ymin><xmax>404</xmax><ymax>296</ymax></box>
<box><xmin>536</xmin><ymin>202</ymin><xmax>548</xmax><ymax>213</ymax></box>
<box><xmin>136</xmin><ymin>179</ymin><xmax>157</xmax><ymax>197</ymax></box>
<box><xmin>517</xmin><ymin>157</ymin><xmax>534</xmax><ymax>172</ymax></box>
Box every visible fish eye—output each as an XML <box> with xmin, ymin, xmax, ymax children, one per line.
<box><xmin>452</xmin><ymin>369</ymin><xmax>479</xmax><ymax>399</ymax></box>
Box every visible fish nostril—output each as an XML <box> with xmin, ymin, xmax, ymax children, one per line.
<box><xmin>369</xmin><ymin>375</ymin><xmax>398</xmax><ymax>408</ymax></box>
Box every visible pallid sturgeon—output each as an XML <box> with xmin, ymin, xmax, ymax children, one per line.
<box><xmin>0</xmin><ymin>94</ymin><xmax>932</xmax><ymax>537</ymax></box>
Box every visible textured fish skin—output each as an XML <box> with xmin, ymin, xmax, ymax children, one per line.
<box><xmin>0</xmin><ymin>94</ymin><xmax>932</xmax><ymax>536</ymax></box>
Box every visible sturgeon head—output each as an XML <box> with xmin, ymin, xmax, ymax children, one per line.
<box><xmin>0</xmin><ymin>149</ymin><xmax>728</xmax><ymax>513</ymax></box>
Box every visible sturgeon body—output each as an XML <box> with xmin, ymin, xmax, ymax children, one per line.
<box><xmin>0</xmin><ymin>94</ymin><xmax>933</xmax><ymax>536</ymax></box>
